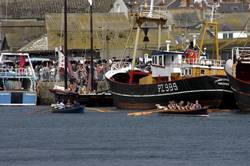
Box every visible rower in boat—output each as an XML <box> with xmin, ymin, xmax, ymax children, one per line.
<box><xmin>155</xmin><ymin>100</ymin><xmax>207</xmax><ymax>115</ymax></box>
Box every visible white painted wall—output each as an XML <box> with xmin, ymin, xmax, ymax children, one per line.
<box><xmin>218</xmin><ymin>31</ymin><xmax>248</xmax><ymax>39</ymax></box>
<box><xmin>109</xmin><ymin>0</ymin><xmax>129</xmax><ymax>17</ymax></box>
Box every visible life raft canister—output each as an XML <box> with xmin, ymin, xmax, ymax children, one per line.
<box><xmin>185</xmin><ymin>49</ymin><xmax>198</xmax><ymax>64</ymax></box>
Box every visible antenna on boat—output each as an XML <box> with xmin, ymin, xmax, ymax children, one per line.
<box><xmin>147</xmin><ymin>0</ymin><xmax>154</xmax><ymax>18</ymax></box>
<box><xmin>63</xmin><ymin>0</ymin><xmax>68</xmax><ymax>90</ymax></box>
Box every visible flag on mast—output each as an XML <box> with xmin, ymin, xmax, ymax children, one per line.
<box><xmin>88</xmin><ymin>0</ymin><xmax>92</xmax><ymax>5</ymax></box>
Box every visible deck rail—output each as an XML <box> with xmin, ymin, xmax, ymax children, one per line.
<box><xmin>182</xmin><ymin>58</ymin><xmax>225</xmax><ymax>68</ymax></box>
<box><xmin>138</xmin><ymin>5</ymin><xmax>167</xmax><ymax>20</ymax></box>
<box><xmin>0</xmin><ymin>67</ymin><xmax>36</xmax><ymax>78</ymax></box>
<box><xmin>232</xmin><ymin>47</ymin><xmax>250</xmax><ymax>61</ymax></box>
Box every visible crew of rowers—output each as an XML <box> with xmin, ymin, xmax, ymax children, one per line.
<box><xmin>156</xmin><ymin>100</ymin><xmax>202</xmax><ymax>111</ymax></box>
<box><xmin>51</xmin><ymin>99</ymin><xmax>80</xmax><ymax>109</ymax></box>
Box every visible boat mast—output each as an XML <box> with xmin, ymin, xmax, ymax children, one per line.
<box><xmin>64</xmin><ymin>0</ymin><xmax>68</xmax><ymax>90</ymax></box>
<box><xmin>89</xmin><ymin>0</ymin><xmax>94</xmax><ymax>91</ymax></box>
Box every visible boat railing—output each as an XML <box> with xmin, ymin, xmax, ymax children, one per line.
<box><xmin>0</xmin><ymin>67</ymin><xmax>36</xmax><ymax>78</ymax></box>
<box><xmin>182</xmin><ymin>58</ymin><xmax>225</xmax><ymax>67</ymax></box>
<box><xmin>138</xmin><ymin>5</ymin><xmax>167</xmax><ymax>20</ymax></box>
<box><xmin>110</xmin><ymin>62</ymin><xmax>131</xmax><ymax>71</ymax></box>
<box><xmin>232</xmin><ymin>47</ymin><xmax>250</xmax><ymax>61</ymax></box>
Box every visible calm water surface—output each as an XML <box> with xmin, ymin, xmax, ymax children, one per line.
<box><xmin>0</xmin><ymin>106</ymin><xmax>249</xmax><ymax>166</ymax></box>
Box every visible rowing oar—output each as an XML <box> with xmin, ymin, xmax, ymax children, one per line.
<box><xmin>86</xmin><ymin>107</ymin><xmax>113</xmax><ymax>113</ymax></box>
<box><xmin>127</xmin><ymin>109</ymin><xmax>159</xmax><ymax>116</ymax></box>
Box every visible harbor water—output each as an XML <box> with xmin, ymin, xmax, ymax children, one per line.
<box><xmin>0</xmin><ymin>106</ymin><xmax>249</xmax><ymax>166</ymax></box>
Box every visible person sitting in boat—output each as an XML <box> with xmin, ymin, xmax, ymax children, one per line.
<box><xmin>58</xmin><ymin>100</ymin><xmax>65</xmax><ymax>109</ymax></box>
<box><xmin>184</xmin><ymin>102</ymin><xmax>191</xmax><ymax>110</ymax></box>
<box><xmin>178</xmin><ymin>101</ymin><xmax>185</xmax><ymax>110</ymax></box>
<box><xmin>167</xmin><ymin>101</ymin><xmax>173</xmax><ymax>110</ymax></box>
<box><xmin>68</xmin><ymin>78</ymin><xmax>78</xmax><ymax>92</ymax></box>
<box><xmin>178</xmin><ymin>101</ymin><xmax>184</xmax><ymax>106</ymax></box>
<box><xmin>73</xmin><ymin>100</ymin><xmax>80</xmax><ymax>107</ymax></box>
<box><xmin>194</xmin><ymin>100</ymin><xmax>201</xmax><ymax>109</ymax></box>
<box><xmin>65</xmin><ymin>99</ymin><xmax>72</xmax><ymax>108</ymax></box>
<box><xmin>167</xmin><ymin>103</ymin><xmax>173</xmax><ymax>110</ymax></box>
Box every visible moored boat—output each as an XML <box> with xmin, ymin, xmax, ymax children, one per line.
<box><xmin>51</xmin><ymin>105</ymin><xmax>84</xmax><ymax>113</ymax></box>
<box><xmin>0</xmin><ymin>52</ymin><xmax>37</xmax><ymax>105</ymax></box>
<box><xmin>49</xmin><ymin>0</ymin><xmax>84</xmax><ymax>113</ymax></box>
<box><xmin>225</xmin><ymin>47</ymin><xmax>250</xmax><ymax>112</ymax></box>
<box><xmin>50</xmin><ymin>88</ymin><xmax>84</xmax><ymax>113</ymax></box>
<box><xmin>105</xmin><ymin>2</ymin><xmax>234</xmax><ymax>110</ymax></box>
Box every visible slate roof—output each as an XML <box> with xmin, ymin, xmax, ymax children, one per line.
<box><xmin>0</xmin><ymin>0</ymin><xmax>176</xmax><ymax>20</ymax></box>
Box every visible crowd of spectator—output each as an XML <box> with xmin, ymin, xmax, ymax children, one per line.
<box><xmin>34</xmin><ymin>58</ymin><xmax>110</xmax><ymax>83</ymax></box>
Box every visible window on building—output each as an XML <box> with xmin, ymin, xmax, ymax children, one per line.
<box><xmin>223</xmin><ymin>33</ymin><xmax>227</xmax><ymax>39</ymax></box>
<box><xmin>229</xmin><ymin>33</ymin><xmax>233</xmax><ymax>38</ymax></box>
<box><xmin>116</xmin><ymin>4</ymin><xmax>121</xmax><ymax>13</ymax></box>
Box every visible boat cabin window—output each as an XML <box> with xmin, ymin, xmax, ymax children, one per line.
<box><xmin>189</xmin><ymin>69</ymin><xmax>192</xmax><ymax>75</ymax></box>
<box><xmin>182</xmin><ymin>68</ymin><xmax>192</xmax><ymax>76</ymax></box>
<box><xmin>185</xmin><ymin>69</ymin><xmax>188</xmax><ymax>75</ymax></box>
<box><xmin>159</xmin><ymin>56</ymin><xmax>162</xmax><ymax>66</ymax></box>
<box><xmin>200</xmin><ymin>69</ymin><xmax>205</xmax><ymax>75</ymax></box>
<box><xmin>153</xmin><ymin>56</ymin><xmax>157</xmax><ymax>65</ymax></box>
<box><xmin>172</xmin><ymin>56</ymin><xmax>174</xmax><ymax>62</ymax></box>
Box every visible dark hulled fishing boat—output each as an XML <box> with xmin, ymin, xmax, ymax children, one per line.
<box><xmin>106</xmin><ymin>72</ymin><xmax>232</xmax><ymax>110</ymax></box>
<box><xmin>106</xmin><ymin>49</ymin><xmax>233</xmax><ymax>109</ymax></box>
<box><xmin>225</xmin><ymin>47</ymin><xmax>250</xmax><ymax>112</ymax></box>
<box><xmin>105</xmin><ymin>2</ymin><xmax>234</xmax><ymax>110</ymax></box>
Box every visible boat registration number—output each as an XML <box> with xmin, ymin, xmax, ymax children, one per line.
<box><xmin>158</xmin><ymin>83</ymin><xmax>178</xmax><ymax>93</ymax></box>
